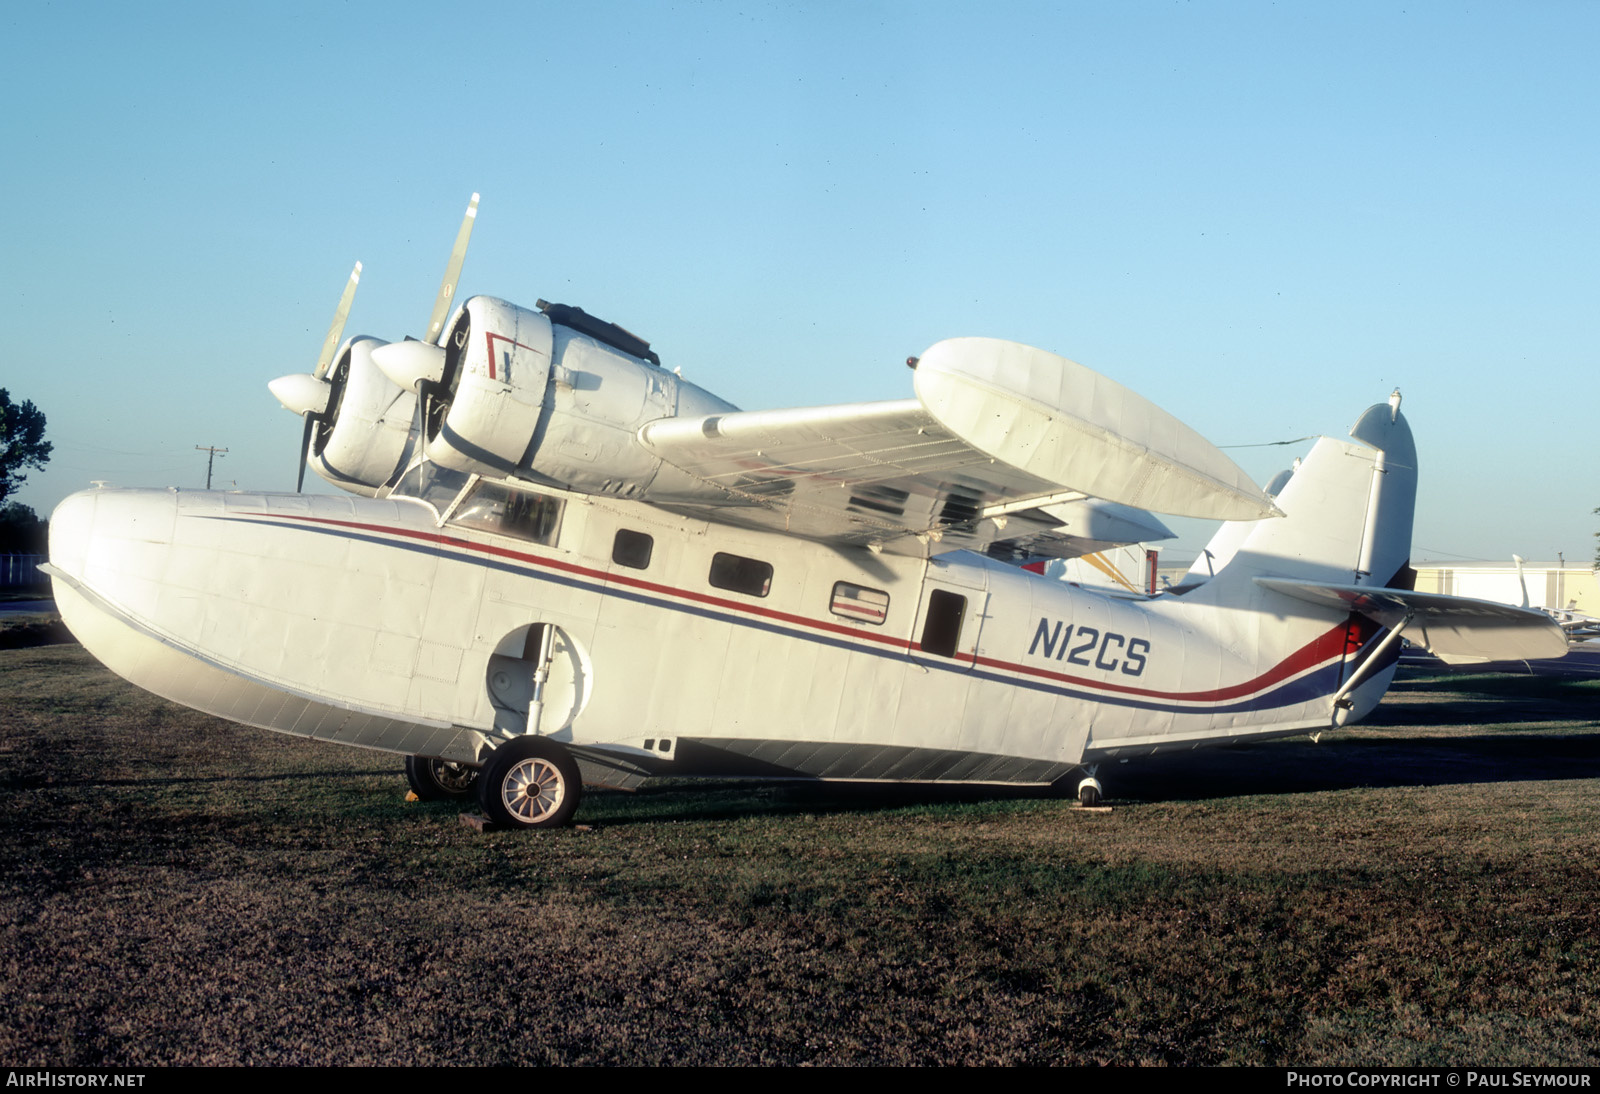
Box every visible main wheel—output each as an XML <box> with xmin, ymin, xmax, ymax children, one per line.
<box><xmin>404</xmin><ymin>755</ymin><xmax>480</xmax><ymax>802</ymax></box>
<box><xmin>477</xmin><ymin>737</ymin><xmax>582</xmax><ymax>829</ymax></box>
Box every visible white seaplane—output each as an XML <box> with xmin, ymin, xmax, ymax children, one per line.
<box><xmin>43</xmin><ymin>197</ymin><xmax>1568</xmax><ymax>829</ymax></box>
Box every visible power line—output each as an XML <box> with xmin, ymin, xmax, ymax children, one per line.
<box><xmin>195</xmin><ymin>445</ymin><xmax>228</xmax><ymax>489</ymax></box>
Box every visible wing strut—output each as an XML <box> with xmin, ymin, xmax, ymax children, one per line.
<box><xmin>1329</xmin><ymin>612</ymin><xmax>1413</xmax><ymax>712</ymax></box>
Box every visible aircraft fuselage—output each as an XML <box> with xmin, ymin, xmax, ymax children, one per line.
<box><xmin>46</xmin><ymin>476</ymin><xmax>1386</xmax><ymax>793</ymax></box>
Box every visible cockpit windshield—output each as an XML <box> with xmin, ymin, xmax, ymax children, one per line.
<box><xmin>388</xmin><ymin>459</ymin><xmax>471</xmax><ymax>517</ymax></box>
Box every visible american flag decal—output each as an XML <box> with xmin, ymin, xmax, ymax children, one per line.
<box><xmin>831</xmin><ymin>582</ymin><xmax>889</xmax><ymax>625</ymax></box>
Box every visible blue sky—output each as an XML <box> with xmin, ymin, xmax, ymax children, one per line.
<box><xmin>3</xmin><ymin>1</ymin><xmax>1596</xmax><ymax>563</ymax></box>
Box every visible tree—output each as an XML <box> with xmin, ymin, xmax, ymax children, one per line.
<box><xmin>0</xmin><ymin>501</ymin><xmax>46</xmax><ymax>554</ymax></box>
<box><xmin>0</xmin><ymin>389</ymin><xmax>51</xmax><ymax>507</ymax></box>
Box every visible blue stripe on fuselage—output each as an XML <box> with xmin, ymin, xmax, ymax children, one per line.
<box><xmin>209</xmin><ymin>513</ymin><xmax>1345</xmax><ymax>718</ymax></box>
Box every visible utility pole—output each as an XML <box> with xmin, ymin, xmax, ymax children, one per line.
<box><xmin>195</xmin><ymin>445</ymin><xmax>228</xmax><ymax>489</ymax></box>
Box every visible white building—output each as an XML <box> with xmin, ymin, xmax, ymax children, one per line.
<box><xmin>1413</xmin><ymin>561</ymin><xmax>1600</xmax><ymax>615</ymax></box>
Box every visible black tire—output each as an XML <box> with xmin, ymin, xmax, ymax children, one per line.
<box><xmin>476</xmin><ymin>737</ymin><xmax>582</xmax><ymax>829</ymax></box>
<box><xmin>404</xmin><ymin>755</ymin><xmax>480</xmax><ymax>802</ymax></box>
<box><xmin>1078</xmin><ymin>782</ymin><xmax>1102</xmax><ymax>808</ymax></box>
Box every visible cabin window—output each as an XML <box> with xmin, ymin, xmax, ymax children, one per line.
<box><xmin>448</xmin><ymin>481</ymin><xmax>564</xmax><ymax>546</ymax></box>
<box><xmin>613</xmin><ymin>529</ymin><xmax>653</xmax><ymax>570</ymax></box>
<box><xmin>830</xmin><ymin>582</ymin><xmax>889</xmax><ymax>625</ymax></box>
<box><xmin>919</xmin><ymin>589</ymin><xmax>966</xmax><ymax>657</ymax></box>
<box><xmin>709</xmin><ymin>552</ymin><xmax>772</xmax><ymax>597</ymax></box>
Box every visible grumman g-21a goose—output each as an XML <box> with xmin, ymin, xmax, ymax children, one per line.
<box><xmin>43</xmin><ymin>197</ymin><xmax>1567</xmax><ymax>829</ymax></box>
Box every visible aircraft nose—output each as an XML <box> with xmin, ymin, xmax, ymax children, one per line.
<box><xmin>47</xmin><ymin>489</ymin><xmax>97</xmax><ymax>581</ymax></box>
<box><xmin>47</xmin><ymin>488</ymin><xmax>180</xmax><ymax>592</ymax></box>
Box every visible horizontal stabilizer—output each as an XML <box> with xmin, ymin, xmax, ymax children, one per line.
<box><xmin>1256</xmin><ymin>578</ymin><xmax>1569</xmax><ymax>664</ymax></box>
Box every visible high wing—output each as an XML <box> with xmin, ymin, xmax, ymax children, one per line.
<box><xmin>57</xmin><ymin>194</ymin><xmax>1580</xmax><ymax>837</ymax></box>
<box><xmin>270</xmin><ymin>200</ymin><xmax>1277</xmax><ymax>563</ymax></box>
<box><xmin>636</xmin><ymin>397</ymin><xmax>1176</xmax><ymax>558</ymax></box>
<box><xmin>636</xmin><ymin>337</ymin><xmax>1279</xmax><ymax>559</ymax></box>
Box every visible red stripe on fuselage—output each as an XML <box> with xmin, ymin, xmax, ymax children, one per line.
<box><xmin>234</xmin><ymin>511</ymin><xmax>1356</xmax><ymax>703</ymax></box>
<box><xmin>968</xmin><ymin>625</ymin><xmax>1352</xmax><ymax>702</ymax></box>
<box><xmin>238</xmin><ymin>511</ymin><xmax>915</xmax><ymax>652</ymax></box>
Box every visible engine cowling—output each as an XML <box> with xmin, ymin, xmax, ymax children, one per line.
<box><xmin>416</xmin><ymin>296</ymin><xmax>735</xmax><ymax>497</ymax></box>
<box><xmin>305</xmin><ymin>336</ymin><xmax>417</xmax><ymax>496</ymax></box>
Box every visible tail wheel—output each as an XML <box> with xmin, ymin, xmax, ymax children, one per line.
<box><xmin>404</xmin><ymin>755</ymin><xmax>480</xmax><ymax>802</ymax></box>
<box><xmin>477</xmin><ymin>737</ymin><xmax>582</xmax><ymax>829</ymax></box>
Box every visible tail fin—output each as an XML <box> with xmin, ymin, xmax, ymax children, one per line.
<box><xmin>1159</xmin><ymin>398</ymin><xmax>1417</xmax><ymax>728</ymax></box>
<box><xmin>1162</xmin><ymin>396</ymin><xmax>1560</xmax><ymax>733</ymax></box>
<box><xmin>1188</xmin><ymin>396</ymin><xmax>1417</xmax><ymax>600</ymax></box>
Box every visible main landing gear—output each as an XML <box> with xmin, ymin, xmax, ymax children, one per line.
<box><xmin>404</xmin><ymin>755</ymin><xmax>480</xmax><ymax>802</ymax></box>
<box><xmin>476</xmin><ymin>736</ymin><xmax>583</xmax><ymax>830</ymax></box>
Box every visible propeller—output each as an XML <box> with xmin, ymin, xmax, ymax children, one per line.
<box><xmin>425</xmin><ymin>192</ymin><xmax>477</xmax><ymax>346</ymax></box>
<box><xmin>269</xmin><ymin>194</ymin><xmax>479</xmax><ymax>493</ymax></box>
<box><xmin>267</xmin><ymin>260</ymin><xmax>362</xmax><ymax>491</ymax></box>
<box><xmin>372</xmin><ymin>193</ymin><xmax>480</xmax><ymax>446</ymax></box>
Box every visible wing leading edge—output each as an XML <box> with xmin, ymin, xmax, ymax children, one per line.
<box><xmin>638</xmin><ymin>338</ymin><xmax>1276</xmax><ymax>558</ymax></box>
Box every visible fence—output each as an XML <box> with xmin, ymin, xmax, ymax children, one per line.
<box><xmin>1</xmin><ymin>555</ymin><xmax>47</xmax><ymax>589</ymax></box>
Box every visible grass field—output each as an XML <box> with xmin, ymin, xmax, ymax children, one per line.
<box><xmin>2</xmin><ymin>643</ymin><xmax>1599</xmax><ymax>1065</ymax></box>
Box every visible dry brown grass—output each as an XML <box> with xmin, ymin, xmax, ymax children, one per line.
<box><xmin>3</xmin><ymin>645</ymin><xmax>1599</xmax><ymax>1065</ymax></box>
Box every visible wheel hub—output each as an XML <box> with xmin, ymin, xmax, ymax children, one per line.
<box><xmin>431</xmin><ymin>760</ymin><xmax>476</xmax><ymax>794</ymax></box>
<box><xmin>502</xmin><ymin>757</ymin><xmax>565</xmax><ymax>823</ymax></box>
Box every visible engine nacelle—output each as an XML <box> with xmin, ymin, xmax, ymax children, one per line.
<box><xmin>422</xmin><ymin>296</ymin><xmax>735</xmax><ymax>497</ymax></box>
<box><xmin>307</xmin><ymin>336</ymin><xmax>417</xmax><ymax>496</ymax></box>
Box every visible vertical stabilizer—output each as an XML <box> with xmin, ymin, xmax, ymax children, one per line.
<box><xmin>1164</xmin><ymin>398</ymin><xmax>1418</xmax><ymax>727</ymax></box>
<box><xmin>1190</xmin><ymin>400</ymin><xmax>1417</xmax><ymax>598</ymax></box>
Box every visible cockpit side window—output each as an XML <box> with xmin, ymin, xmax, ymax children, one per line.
<box><xmin>448</xmin><ymin>481</ymin><xmax>564</xmax><ymax>546</ymax></box>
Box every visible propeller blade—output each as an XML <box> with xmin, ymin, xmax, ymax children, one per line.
<box><xmin>297</xmin><ymin>415</ymin><xmax>315</xmax><ymax>493</ymax></box>
<box><xmin>423</xmin><ymin>193</ymin><xmax>479</xmax><ymax>346</ymax></box>
<box><xmin>313</xmin><ymin>261</ymin><xmax>363</xmax><ymax>380</ymax></box>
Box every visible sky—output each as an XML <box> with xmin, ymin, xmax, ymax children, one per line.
<box><xmin>3</xmin><ymin>1</ymin><xmax>1596</xmax><ymax>564</ymax></box>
